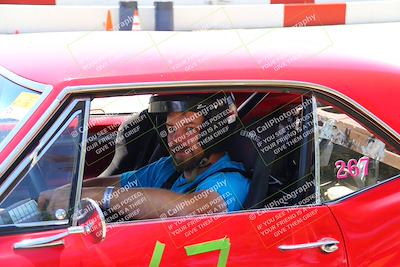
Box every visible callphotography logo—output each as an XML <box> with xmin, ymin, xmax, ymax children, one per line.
<box><xmin>248</xmin><ymin>192</ymin><xmax>329</xmax><ymax>250</ymax></box>
<box><xmin>197</xmin><ymin>103</ymin><xmax>207</xmax><ymax>109</ymax></box>
<box><xmin>156</xmin><ymin>174</ymin><xmax>243</xmax><ymax>248</ymax></box>
<box><xmin>157</xmin><ymin>92</ymin><xmax>244</xmax><ymax>169</ymax></box>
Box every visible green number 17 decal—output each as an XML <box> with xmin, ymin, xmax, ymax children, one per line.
<box><xmin>149</xmin><ymin>237</ymin><xmax>231</xmax><ymax>267</ymax></box>
<box><xmin>185</xmin><ymin>237</ymin><xmax>231</xmax><ymax>267</ymax></box>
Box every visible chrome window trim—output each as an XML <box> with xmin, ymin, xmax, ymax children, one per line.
<box><xmin>0</xmin><ymin>99</ymin><xmax>86</xmax><ymax>207</ymax></box>
<box><xmin>72</xmin><ymin>100</ymin><xmax>90</xmax><ymax>226</ymax></box>
<box><xmin>1</xmin><ymin>80</ymin><xmax>399</xmax><ymax>194</ymax></box>
<box><xmin>311</xmin><ymin>95</ymin><xmax>321</xmax><ymax>205</ymax></box>
<box><xmin>0</xmin><ymin>66</ymin><xmax>52</xmax><ymax>158</ymax></box>
<box><xmin>0</xmin><ymin>220</ymin><xmax>69</xmax><ymax>229</ymax></box>
<box><xmin>0</xmin><ymin>65</ymin><xmax>49</xmax><ymax>93</ymax></box>
<box><xmin>60</xmin><ymin>80</ymin><xmax>399</xmax><ymax>139</ymax></box>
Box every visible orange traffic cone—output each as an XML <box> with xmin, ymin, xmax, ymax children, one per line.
<box><xmin>106</xmin><ymin>10</ymin><xmax>113</xmax><ymax>31</ymax></box>
<box><xmin>132</xmin><ymin>9</ymin><xmax>141</xmax><ymax>31</ymax></box>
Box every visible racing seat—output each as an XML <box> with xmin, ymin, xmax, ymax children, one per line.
<box><xmin>223</xmin><ymin>129</ymin><xmax>276</xmax><ymax>210</ymax></box>
<box><xmin>100</xmin><ymin>110</ymin><xmax>167</xmax><ymax>176</ymax></box>
<box><xmin>236</xmin><ymin>98</ymin><xmax>315</xmax><ymax>210</ymax></box>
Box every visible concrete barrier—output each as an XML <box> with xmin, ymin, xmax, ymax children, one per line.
<box><xmin>0</xmin><ymin>0</ymin><xmax>386</xmax><ymax>5</ymax></box>
<box><xmin>0</xmin><ymin>5</ymin><xmax>118</xmax><ymax>33</ymax></box>
<box><xmin>174</xmin><ymin>5</ymin><xmax>284</xmax><ymax>30</ymax></box>
<box><xmin>346</xmin><ymin>0</ymin><xmax>400</xmax><ymax>24</ymax></box>
<box><xmin>1</xmin><ymin>1</ymin><xmax>400</xmax><ymax>33</ymax></box>
<box><xmin>0</xmin><ymin>5</ymin><xmax>154</xmax><ymax>33</ymax></box>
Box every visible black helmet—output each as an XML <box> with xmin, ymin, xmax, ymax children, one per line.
<box><xmin>148</xmin><ymin>92</ymin><xmax>238</xmax><ymax>156</ymax></box>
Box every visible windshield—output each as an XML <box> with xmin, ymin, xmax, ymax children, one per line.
<box><xmin>0</xmin><ymin>75</ymin><xmax>41</xmax><ymax>146</ymax></box>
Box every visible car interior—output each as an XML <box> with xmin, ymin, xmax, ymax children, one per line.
<box><xmin>0</xmin><ymin>89</ymin><xmax>400</xmax><ymax>226</ymax></box>
<box><xmin>1</xmin><ymin>89</ymin><xmax>399</xmax><ymax>227</ymax></box>
<box><xmin>83</xmin><ymin>91</ymin><xmax>316</xmax><ymax>214</ymax></box>
<box><xmin>0</xmin><ymin>90</ymin><xmax>316</xmax><ymax>226</ymax></box>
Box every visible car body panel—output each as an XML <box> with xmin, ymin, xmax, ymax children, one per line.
<box><xmin>328</xmin><ymin>176</ymin><xmax>400</xmax><ymax>266</ymax></box>
<box><xmin>0</xmin><ymin>23</ymin><xmax>399</xmax><ymax>266</ymax></box>
<box><xmin>0</xmin><ymin>228</ymin><xmax>85</xmax><ymax>267</ymax></box>
<box><xmin>1</xmin><ymin>25</ymin><xmax>399</xmax><ymax>166</ymax></box>
<box><xmin>79</xmin><ymin>206</ymin><xmax>346</xmax><ymax>266</ymax></box>
<box><xmin>0</xmin><ymin>24</ymin><xmax>399</xmax><ymax>130</ymax></box>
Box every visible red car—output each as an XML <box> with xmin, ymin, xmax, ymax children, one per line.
<box><xmin>0</xmin><ymin>24</ymin><xmax>399</xmax><ymax>266</ymax></box>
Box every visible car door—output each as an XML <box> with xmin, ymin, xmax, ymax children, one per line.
<box><xmin>76</xmin><ymin>206</ymin><xmax>345</xmax><ymax>266</ymax></box>
<box><xmin>76</xmin><ymin>91</ymin><xmax>348</xmax><ymax>266</ymax></box>
<box><xmin>0</xmin><ymin>99</ymin><xmax>91</xmax><ymax>266</ymax></box>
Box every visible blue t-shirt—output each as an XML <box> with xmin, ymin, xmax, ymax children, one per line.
<box><xmin>120</xmin><ymin>154</ymin><xmax>249</xmax><ymax>212</ymax></box>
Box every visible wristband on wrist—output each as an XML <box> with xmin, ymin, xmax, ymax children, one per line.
<box><xmin>103</xmin><ymin>186</ymin><xmax>115</xmax><ymax>210</ymax></box>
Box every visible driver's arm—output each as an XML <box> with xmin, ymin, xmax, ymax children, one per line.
<box><xmin>83</xmin><ymin>176</ymin><xmax>121</xmax><ymax>187</ymax></box>
<box><xmin>82</xmin><ymin>187</ymin><xmax>225</xmax><ymax>219</ymax></box>
<box><xmin>37</xmin><ymin>177</ymin><xmax>120</xmax><ymax>215</ymax></box>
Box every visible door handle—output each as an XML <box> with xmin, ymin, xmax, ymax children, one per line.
<box><xmin>14</xmin><ymin>226</ymin><xmax>85</xmax><ymax>249</ymax></box>
<box><xmin>278</xmin><ymin>238</ymin><xmax>339</xmax><ymax>253</ymax></box>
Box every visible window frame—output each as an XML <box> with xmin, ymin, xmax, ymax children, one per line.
<box><xmin>83</xmin><ymin>89</ymin><xmax>321</xmax><ymax>226</ymax></box>
<box><xmin>313</xmin><ymin>92</ymin><xmax>400</xmax><ymax>204</ymax></box>
<box><xmin>0</xmin><ymin>98</ymin><xmax>90</xmax><ymax>236</ymax></box>
<box><xmin>1</xmin><ymin>80</ymin><xmax>398</xmax><ymax>228</ymax></box>
<box><xmin>312</xmin><ymin>95</ymin><xmax>322</xmax><ymax>205</ymax></box>
<box><xmin>77</xmin><ymin>86</ymin><xmax>400</xmax><ymax>226</ymax></box>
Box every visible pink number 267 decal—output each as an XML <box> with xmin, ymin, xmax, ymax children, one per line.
<box><xmin>335</xmin><ymin>156</ymin><xmax>370</xmax><ymax>179</ymax></box>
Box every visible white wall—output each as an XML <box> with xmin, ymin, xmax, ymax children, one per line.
<box><xmin>56</xmin><ymin>0</ymin><xmax>269</xmax><ymax>5</ymax></box>
<box><xmin>346</xmin><ymin>0</ymin><xmax>400</xmax><ymax>24</ymax></box>
<box><xmin>0</xmin><ymin>5</ymin><xmax>155</xmax><ymax>33</ymax></box>
<box><xmin>56</xmin><ymin>0</ymin><xmax>384</xmax><ymax>5</ymax></box>
<box><xmin>174</xmin><ymin>5</ymin><xmax>284</xmax><ymax>30</ymax></box>
<box><xmin>1</xmin><ymin>1</ymin><xmax>400</xmax><ymax>34</ymax></box>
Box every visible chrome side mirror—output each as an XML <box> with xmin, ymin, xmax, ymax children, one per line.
<box><xmin>14</xmin><ymin>198</ymin><xmax>106</xmax><ymax>249</ymax></box>
<box><xmin>76</xmin><ymin>198</ymin><xmax>106</xmax><ymax>243</ymax></box>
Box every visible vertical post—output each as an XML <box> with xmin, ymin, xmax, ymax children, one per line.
<box><xmin>155</xmin><ymin>1</ymin><xmax>174</xmax><ymax>31</ymax></box>
<box><xmin>119</xmin><ymin>1</ymin><xmax>138</xmax><ymax>31</ymax></box>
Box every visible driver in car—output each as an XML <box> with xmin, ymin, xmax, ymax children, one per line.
<box><xmin>39</xmin><ymin>93</ymin><xmax>249</xmax><ymax>220</ymax></box>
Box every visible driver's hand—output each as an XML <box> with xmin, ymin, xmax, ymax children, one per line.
<box><xmin>38</xmin><ymin>184</ymin><xmax>72</xmax><ymax>219</ymax></box>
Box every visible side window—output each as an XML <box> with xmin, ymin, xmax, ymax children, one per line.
<box><xmin>244</xmin><ymin>94</ymin><xmax>316</xmax><ymax>209</ymax></box>
<box><xmin>82</xmin><ymin>92</ymin><xmax>317</xmax><ymax>226</ymax></box>
<box><xmin>0</xmin><ymin>101</ymin><xmax>86</xmax><ymax>226</ymax></box>
<box><xmin>85</xmin><ymin>95</ymin><xmax>151</xmax><ymax>178</ymax></box>
<box><xmin>317</xmin><ymin>101</ymin><xmax>400</xmax><ymax>201</ymax></box>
